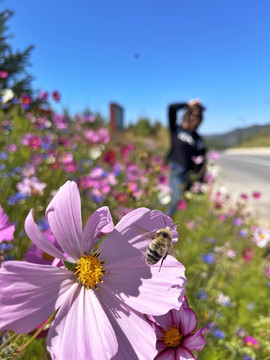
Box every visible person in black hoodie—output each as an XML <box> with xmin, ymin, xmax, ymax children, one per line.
<box><xmin>166</xmin><ymin>99</ymin><xmax>207</xmax><ymax>216</ymax></box>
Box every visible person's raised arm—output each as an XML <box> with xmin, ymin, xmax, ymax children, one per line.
<box><xmin>168</xmin><ymin>103</ymin><xmax>187</xmax><ymax>132</ymax></box>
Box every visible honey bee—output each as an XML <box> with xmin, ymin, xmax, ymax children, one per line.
<box><xmin>134</xmin><ymin>223</ymin><xmax>176</xmax><ymax>271</ymax></box>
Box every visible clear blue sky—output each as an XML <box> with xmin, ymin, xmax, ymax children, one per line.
<box><xmin>4</xmin><ymin>0</ymin><xmax>270</xmax><ymax>135</ymax></box>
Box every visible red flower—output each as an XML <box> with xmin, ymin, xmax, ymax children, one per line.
<box><xmin>52</xmin><ymin>91</ymin><xmax>61</xmax><ymax>102</ymax></box>
<box><xmin>104</xmin><ymin>150</ymin><xmax>116</xmax><ymax>165</ymax></box>
<box><xmin>242</xmin><ymin>247</ymin><xmax>254</xmax><ymax>262</ymax></box>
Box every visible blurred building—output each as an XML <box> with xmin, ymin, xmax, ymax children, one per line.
<box><xmin>110</xmin><ymin>102</ymin><xmax>124</xmax><ymax>132</ymax></box>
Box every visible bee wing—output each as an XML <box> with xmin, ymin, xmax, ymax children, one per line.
<box><xmin>168</xmin><ymin>243</ymin><xmax>177</xmax><ymax>258</ymax></box>
<box><xmin>132</xmin><ymin>225</ymin><xmax>155</xmax><ymax>240</ymax></box>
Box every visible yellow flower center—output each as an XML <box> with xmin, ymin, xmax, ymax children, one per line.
<box><xmin>260</xmin><ymin>233</ymin><xmax>265</xmax><ymax>239</ymax></box>
<box><xmin>74</xmin><ymin>252</ymin><xmax>105</xmax><ymax>290</ymax></box>
<box><xmin>162</xmin><ymin>326</ymin><xmax>183</xmax><ymax>348</ymax></box>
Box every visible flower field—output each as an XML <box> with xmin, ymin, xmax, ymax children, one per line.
<box><xmin>0</xmin><ymin>93</ymin><xmax>269</xmax><ymax>360</ymax></box>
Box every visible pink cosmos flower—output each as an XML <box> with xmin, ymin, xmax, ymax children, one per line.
<box><xmin>39</xmin><ymin>91</ymin><xmax>48</xmax><ymax>100</ymax></box>
<box><xmin>244</xmin><ymin>335</ymin><xmax>259</xmax><ymax>349</ymax></box>
<box><xmin>60</xmin><ymin>152</ymin><xmax>73</xmax><ymax>164</ymax></box>
<box><xmin>147</xmin><ymin>299</ymin><xmax>208</xmax><ymax>359</ymax></box>
<box><xmin>84</xmin><ymin>129</ymin><xmax>100</xmax><ymax>143</ymax></box>
<box><xmin>240</xmin><ymin>193</ymin><xmax>249</xmax><ymax>201</ymax></box>
<box><xmin>252</xmin><ymin>227</ymin><xmax>270</xmax><ymax>248</ymax></box>
<box><xmin>242</xmin><ymin>247</ymin><xmax>254</xmax><ymax>262</ymax></box>
<box><xmin>16</xmin><ymin>177</ymin><xmax>47</xmax><ymax>196</ymax></box>
<box><xmin>177</xmin><ymin>199</ymin><xmax>187</xmax><ymax>211</ymax></box>
<box><xmin>29</xmin><ymin>135</ymin><xmax>42</xmax><ymax>150</ymax></box>
<box><xmin>62</xmin><ymin>161</ymin><xmax>78</xmax><ymax>173</ymax></box>
<box><xmin>24</xmin><ymin>229</ymin><xmax>63</xmax><ymax>265</ymax></box>
<box><xmin>0</xmin><ymin>205</ymin><xmax>15</xmax><ymax>243</ymax></box>
<box><xmin>20</xmin><ymin>94</ymin><xmax>32</xmax><ymax>107</ymax></box>
<box><xmin>252</xmin><ymin>191</ymin><xmax>261</xmax><ymax>200</ymax></box>
<box><xmin>97</xmin><ymin>128</ymin><xmax>110</xmax><ymax>144</ymax></box>
<box><xmin>0</xmin><ymin>181</ymin><xmax>188</xmax><ymax>359</ymax></box>
<box><xmin>219</xmin><ymin>214</ymin><xmax>227</xmax><ymax>222</ymax></box>
<box><xmin>0</xmin><ymin>70</ymin><xmax>8</xmax><ymax>78</ymax></box>
<box><xmin>207</xmin><ymin>150</ymin><xmax>220</xmax><ymax>161</ymax></box>
<box><xmin>191</xmin><ymin>155</ymin><xmax>204</xmax><ymax>165</ymax></box>
<box><xmin>6</xmin><ymin>143</ymin><xmax>17</xmax><ymax>153</ymax></box>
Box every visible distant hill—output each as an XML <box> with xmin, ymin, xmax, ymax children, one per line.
<box><xmin>203</xmin><ymin>124</ymin><xmax>270</xmax><ymax>149</ymax></box>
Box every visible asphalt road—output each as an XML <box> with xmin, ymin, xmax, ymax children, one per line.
<box><xmin>214</xmin><ymin>149</ymin><xmax>270</xmax><ymax>228</ymax></box>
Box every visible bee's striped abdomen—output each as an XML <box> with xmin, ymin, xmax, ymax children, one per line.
<box><xmin>146</xmin><ymin>239</ymin><xmax>168</xmax><ymax>265</ymax></box>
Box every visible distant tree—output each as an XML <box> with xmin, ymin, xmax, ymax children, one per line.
<box><xmin>94</xmin><ymin>111</ymin><xmax>107</xmax><ymax>127</ymax></box>
<box><xmin>0</xmin><ymin>9</ymin><xmax>34</xmax><ymax>97</ymax></box>
<box><xmin>134</xmin><ymin>117</ymin><xmax>153</xmax><ymax>137</ymax></box>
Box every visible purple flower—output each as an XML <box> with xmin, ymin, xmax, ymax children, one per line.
<box><xmin>0</xmin><ymin>181</ymin><xmax>187</xmax><ymax>359</ymax></box>
<box><xmin>0</xmin><ymin>205</ymin><xmax>15</xmax><ymax>243</ymax></box>
<box><xmin>147</xmin><ymin>299</ymin><xmax>208</xmax><ymax>359</ymax></box>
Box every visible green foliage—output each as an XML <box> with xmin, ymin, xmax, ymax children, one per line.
<box><xmin>0</xmin><ymin>9</ymin><xmax>34</xmax><ymax>96</ymax></box>
<box><xmin>132</xmin><ymin>117</ymin><xmax>163</xmax><ymax>137</ymax></box>
<box><xmin>237</xmin><ymin>132</ymin><xmax>270</xmax><ymax>148</ymax></box>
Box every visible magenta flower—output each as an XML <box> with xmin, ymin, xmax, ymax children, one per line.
<box><xmin>240</xmin><ymin>193</ymin><xmax>249</xmax><ymax>201</ymax></box>
<box><xmin>244</xmin><ymin>335</ymin><xmax>259</xmax><ymax>349</ymax></box>
<box><xmin>0</xmin><ymin>70</ymin><xmax>8</xmax><ymax>78</ymax></box>
<box><xmin>39</xmin><ymin>91</ymin><xmax>48</xmax><ymax>100</ymax></box>
<box><xmin>242</xmin><ymin>247</ymin><xmax>254</xmax><ymax>262</ymax></box>
<box><xmin>0</xmin><ymin>205</ymin><xmax>15</xmax><ymax>243</ymax></box>
<box><xmin>20</xmin><ymin>94</ymin><xmax>32</xmax><ymax>107</ymax></box>
<box><xmin>252</xmin><ymin>191</ymin><xmax>261</xmax><ymax>200</ymax></box>
<box><xmin>147</xmin><ymin>300</ymin><xmax>208</xmax><ymax>359</ymax></box>
<box><xmin>177</xmin><ymin>200</ymin><xmax>187</xmax><ymax>211</ymax></box>
<box><xmin>62</xmin><ymin>160</ymin><xmax>77</xmax><ymax>173</ymax></box>
<box><xmin>0</xmin><ymin>181</ymin><xmax>187</xmax><ymax>359</ymax></box>
<box><xmin>24</xmin><ymin>228</ymin><xmax>62</xmax><ymax>265</ymax></box>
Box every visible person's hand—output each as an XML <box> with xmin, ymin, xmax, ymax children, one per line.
<box><xmin>187</xmin><ymin>98</ymin><xmax>201</xmax><ymax>106</ymax></box>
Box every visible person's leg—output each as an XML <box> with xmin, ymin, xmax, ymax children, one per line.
<box><xmin>167</xmin><ymin>162</ymin><xmax>185</xmax><ymax>216</ymax></box>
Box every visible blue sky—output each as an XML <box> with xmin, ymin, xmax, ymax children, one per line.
<box><xmin>4</xmin><ymin>0</ymin><xmax>270</xmax><ymax>135</ymax></box>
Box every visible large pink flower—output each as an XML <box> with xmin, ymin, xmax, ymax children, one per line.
<box><xmin>0</xmin><ymin>181</ymin><xmax>187</xmax><ymax>360</ymax></box>
<box><xmin>0</xmin><ymin>205</ymin><xmax>15</xmax><ymax>243</ymax></box>
<box><xmin>147</xmin><ymin>299</ymin><xmax>208</xmax><ymax>359</ymax></box>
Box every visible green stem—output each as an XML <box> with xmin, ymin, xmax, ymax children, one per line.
<box><xmin>0</xmin><ymin>334</ymin><xmax>22</xmax><ymax>357</ymax></box>
<box><xmin>0</xmin><ymin>332</ymin><xmax>17</xmax><ymax>351</ymax></box>
<box><xmin>17</xmin><ymin>311</ymin><xmax>56</xmax><ymax>355</ymax></box>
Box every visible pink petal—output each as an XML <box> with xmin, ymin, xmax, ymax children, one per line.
<box><xmin>102</xmin><ymin>254</ymin><xmax>187</xmax><ymax>316</ymax></box>
<box><xmin>97</xmin><ymin>286</ymin><xmax>158</xmax><ymax>360</ymax></box>
<box><xmin>25</xmin><ymin>210</ymin><xmax>68</xmax><ymax>262</ymax></box>
<box><xmin>47</xmin><ymin>285</ymin><xmax>117</xmax><ymax>360</ymax></box>
<box><xmin>155</xmin><ymin>349</ymin><xmax>175</xmax><ymax>360</ymax></box>
<box><xmin>0</xmin><ymin>261</ymin><xmax>76</xmax><ymax>333</ymax></box>
<box><xmin>179</xmin><ymin>307</ymin><xmax>198</xmax><ymax>336</ymax></box>
<box><xmin>176</xmin><ymin>347</ymin><xmax>195</xmax><ymax>359</ymax></box>
<box><xmin>46</xmin><ymin>181</ymin><xmax>83</xmax><ymax>260</ymax></box>
<box><xmin>182</xmin><ymin>327</ymin><xmax>208</xmax><ymax>351</ymax></box>
<box><xmin>82</xmin><ymin>206</ymin><xmax>114</xmax><ymax>253</ymax></box>
<box><xmin>0</xmin><ymin>223</ymin><xmax>15</xmax><ymax>242</ymax></box>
